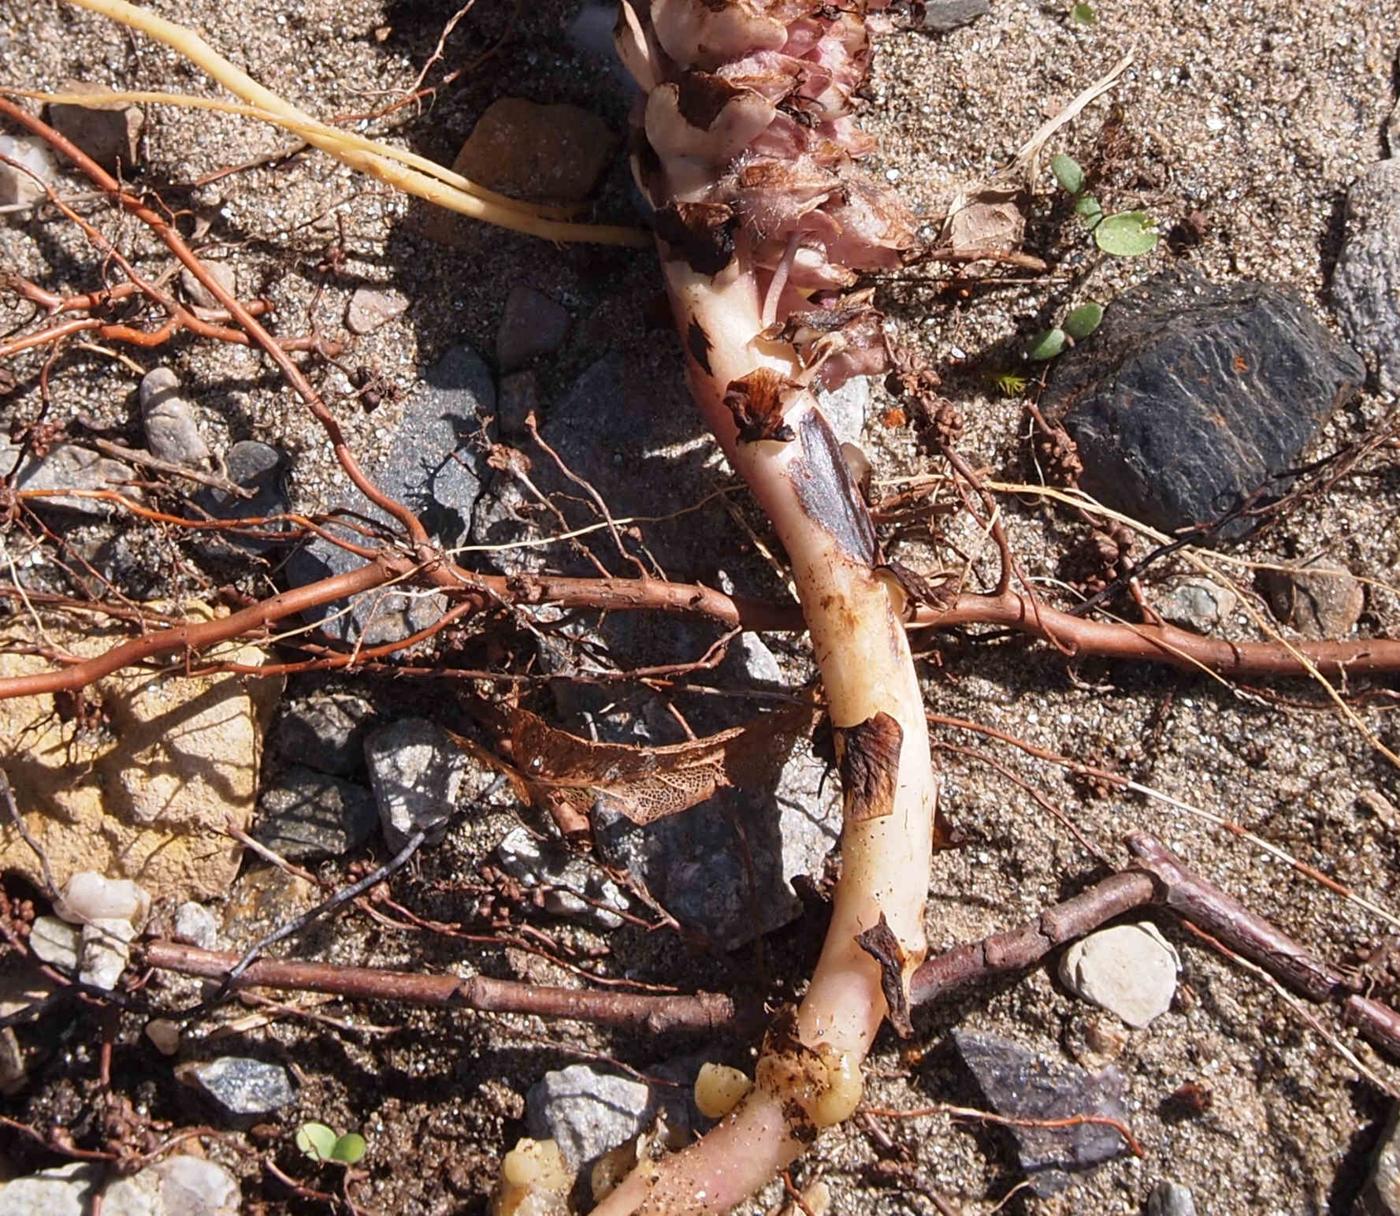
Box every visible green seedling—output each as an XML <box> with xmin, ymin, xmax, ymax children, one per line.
<box><xmin>296</xmin><ymin>1121</ymin><xmax>368</xmax><ymax>1166</ymax></box>
<box><xmin>1027</xmin><ymin>301</ymin><xmax>1106</xmax><ymax>362</ymax></box>
<box><xmin>1049</xmin><ymin>153</ymin><xmax>1158</xmax><ymax>256</ymax></box>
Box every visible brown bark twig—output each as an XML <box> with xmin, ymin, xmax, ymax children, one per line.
<box><xmin>141</xmin><ymin>940</ymin><xmax>743</xmax><ymax>1035</ymax></box>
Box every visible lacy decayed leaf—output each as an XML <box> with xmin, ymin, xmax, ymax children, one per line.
<box><xmin>624</xmin><ymin>0</ymin><xmax>911</xmax><ymax>382</ymax></box>
<box><xmin>464</xmin><ymin>702</ymin><xmax>817</xmax><ymax>827</ymax></box>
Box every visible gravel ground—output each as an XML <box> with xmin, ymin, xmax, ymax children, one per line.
<box><xmin>1</xmin><ymin>1</ymin><xmax>1399</xmax><ymax>1213</ymax></box>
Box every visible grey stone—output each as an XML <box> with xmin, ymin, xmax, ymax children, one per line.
<box><xmin>0</xmin><ymin>1163</ymin><xmax>101</xmax><ymax>1216</ymax></box>
<box><xmin>918</xmin><ymin>0</ymin><xmax>991</xmax><ymax>32</ymax></box>
<box><xmin>46</xmin><ymin>82</ymin><xmax>143</xmax><ymax>173</ymax></box>
<box><xmin>0</xmin><ymin>442</ymin><xmax>138</xmax><ymax>517</ymax></box>
<box><xmin>193</xmin><ymin>440</ymin><xmax>290</xmax><ymax>554</ymax></box>
<box><xmin>28</xmin><ymin>917</ymin><xmax>79</xmax><ymax>973</ymax></box>
<box><xmin>1059</xmin><ymin>922</ymin><xmax>1180</xmax><ymax>1029</ymax></box>
<box><xmin>815</xmin><ymin>375</ymin><xmax>869</xmax><ymax>447</ymax></box>
<box><xmin>287</xmin><ymin>346</ymin><xmax>492</xmax><ymax>644</ymax></box>
<box><xmin>1046</xmin><ymin>269</ymin><xmax>1365</xmax><ymax>538</ymax></box>
<box><xmin>1147</xmin><ymin>1181</ymin><xmax>1198</xmax><ymax>1216</ymax></box>
<box><xmin>0</xmin><ymin>134</ymin><xmax>57</xmax><ymax>208</ymax></box>
<box><xmin>0</xmin><ymin>1027</ymin><xmax>24</xmax><ymax>1094</ymax></box>
<box><xmin>1259</xmin><ymin>556</ymin><xmax>1365</xmax><ymax>639</ymax></box>
<box><xmin>1156</xmin><ymin>577</ymin><xmax>1238</xmax><ymax>632</ymax></box>
<box><xmin>346</xmin><ymin>287</ymin><xmax>407</xmax><ymax>335</ymax></box>
<box><xmin>497</xmin><ymin>369</ymin><xmax>540</xmax><ymax>439</ymax></box>
<box><xmin>365</xmin><ymin>718</ymin><xmax>468</xmax><ymax>851</ymax></box>
<box><xmin>1358</xmin><ymin>1102</ymin><xmax>1400</xmax><ymax>1216</ymax></box>
<box><xmin>1333</xmin><ymin>159</ymin><xmax>1400</xmax><ymax>394</ymax></box>
<box><xmin>140</xmin><ymin>368</ymin><xmax>211</xmax><ymax>468</ymax></box>
<box><xmin>951</xmin><ymin>1029</ymin><xmax>1131</xmax><ymax>1195</ymax></box>
<box><xmin>179</xmin><ymin>1056</ymin><xmax>295</xmax><ymax>1118</ymax></box>
<box><xmin>595</xmin><ymin>725</ymin><xmax>839</xmax><ymax>951</ymax></box>
<box><xmin>179</xmin><ymin>262</ymin><xmax>237</xmax><ymax>311</ymax></box>
<box><xmin>273</xmin><ymin>688</ymin><xmax>374</xmax><ymax>776</ymax></box>
<box><xmin>256</xmin><ymin>766</ymin><xmax>378</xmax><ymax>861</ymax></box>
<box><xmin>498</xmin><ymin>286</ymin><xmax>570</xmax><ymax>372</ymax></box>
<box><xmin>567</xmin><ymin>3</ymin><xmax>620</xmax><ymax>59</ymax></box>
<box><xmin>101</xmin><ymin>1156</ymin><xmax>240</xmax><ymax>1216</ymax></box>
<box><xmin>496</xmin><ymin>826</ymin><xmax>628</xmax><ymax>930</ymax></box>
<box><xmin>173</xmin><ymin>902</ymin><xmax>219</xmax><ymax>950</ymax></box>
<box><xmin>526</xmin><ymin>1063</ymin><xmax>653</xmax><ymax>1171</ymax></box>
<box><xmin>79</xmin><ymin>917</ymin><xmax>137</xmax><ymax>990</ymax></box>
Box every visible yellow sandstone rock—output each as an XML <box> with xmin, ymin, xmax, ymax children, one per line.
<box><xmin>0</xmin><ymin>613</ymin><xmax>279</xmax><ymax>900</ymax></box>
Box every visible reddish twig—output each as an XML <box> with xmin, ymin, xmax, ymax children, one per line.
<box><xmin>141</xmin><ymin>940</ymin><xmax>744</xmax><ymax>1035</ymax></box>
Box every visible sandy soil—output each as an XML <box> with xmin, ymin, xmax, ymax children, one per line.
<box><xmin>2</xmin><ymin>0</ymin><xmax>1399</xmax><ymax>1213</ymax></box>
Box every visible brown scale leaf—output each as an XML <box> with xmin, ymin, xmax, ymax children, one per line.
<box><xmin>834</xmin><ymin>710</ymin><xmax>903</xmax><ymax>822</ymax></box>
<box><xmin>459</xmin><ymin>702</ymin><xmax>817</xmax><ymax>828</ymax></box>
<box><xmin>724</xmin><ymin>367</ymin><xmax>799</xmax><ymax>443</ymax></box>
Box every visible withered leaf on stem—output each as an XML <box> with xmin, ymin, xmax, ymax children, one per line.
<box><xmin>724</xmin><ymin>367</ymin><xmax>799</xmax><ymax>443</ymax></box>
<box><xmin>855</xmin><ymin>913</ymin><xmax>913</xmax><ymax>1038</ymax></box>
<box><xmin>834</xmin><ymin>710</ymin><xmax>903</xmax><ymax>822</ymax></box>
<box><xmin>458</xmin><ymin>701</ymin><xmax>817</xmax><ymax>828</ymax></box>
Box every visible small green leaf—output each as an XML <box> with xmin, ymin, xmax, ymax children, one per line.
<box><xmin>1063</xmin><ymin>303</ymin><xmax>1105</xmax><ymax>340</ymax></box>
<box><xmin>1094</xmin><ymin>210</ymin><xmax>1159</xmax><ymax>256</ymax></box>
<box><xmin>296</xmin><ymin>1122</ymin><xmax>338</xmax><ymax>1163</ymax></box>
<box><xmin>330</xmin><ymin>1133</ymin><xmax>367</xmax><ymax>1165</ymax></box>
<box><xmin>1074</xmin><ymin>193</ymin><xmax>1104</xmax><ymax>224</ymax></box>
<box><xmin>1027</xmin><ymin>327</ymin><xmax>1068</xmax><ymax>361</ymax></box>
<box><xmin>1050</xmin><ymin>153</ymin><xmax>1085</xmax><ymax>196</ymax></box>
<box><xmin>1070</xmin><ymin>2</ymin><xmax>1097</xmax><ymax>24</ymax></box>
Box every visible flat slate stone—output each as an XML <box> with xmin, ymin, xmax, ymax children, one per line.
<box><xmin>286</xmin><ymin>345</ymin><xmax>492</xmax><ymax>644</ymax></box>
<box><xmin>951</xmin><ymin>1028</ymin><xmax>1131</xmax><ymax>1195</ymax></box>
<box><xmin>255</xmin><ymin>766</ymin><xmax>378</xmax><ymax>861</ymax></box>
<box><xmin>1045</xmin><ymin>269</ymin><xmax>1364</xmax><ymax>539</ymax></box>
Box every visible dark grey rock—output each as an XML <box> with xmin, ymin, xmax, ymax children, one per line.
<box><xmin>595</xmin><ymin>719</ymin><xmax>838</xmax><ymax>951</ymax></box>
<box><xmin>0</xmin><ymin>1162</ymin><xmax>100</xmax><ymax>1216</ymax></box>
<box><xmin>46</xmin><ymin>83</ymin><xmax>143</xmax><ymax>173</ymax></box>
<box><xmin>496</xmin><ymin>826</ymin><xmax>628</xmax><ymax>930</ymax></box>
<box><xmin>1259</xmin><ymin>556</ymin><xmax>1365</xmax><ymax>639</ymax></box>
<box><xmin>255</xmin><ymin>766</ymin><xmax>378</xmax><ymax>861</ymax></box>
<box><xmin>566</xmin><ymin>3</ymin><xmax>620</xmax><ymax>58</ymax></box>
<box><xmin>1046</xmin><ymin>270</ymin><xmax>1364</xmax><ymax>538</ymax></box>
<box><xmin>497</xmin><ymin>369</ymin><xmax>540</xmax><ymax>439</ymax></box>
<box><xmin>1332</xmin><ymin>159</ymin><xmax>1400</xmax><ymax>394</ymax></box>
<box><xmin>917</xmin><ymin>0</ymin><xmax>990</xmax><ymax>34</ymax></box>
<box><xmin>1147</xmin><ymin>1181</ymin><xmax>1198</xmax><ymax>1216</ymax></box>
<box><xmin>498</xmin><ymin>286</ymin><xmax>570</xmax><ymax>372</ymax></box>
<box><xmin>1358</xmin><ymin>1102</ymin><xmax>1400</xmax><ymax>1215</ymax></box>
<box><xmin>273</xmin><ymin>688</ymin><xmax>374</xmax><ymax>776</ymax></box>
<box><xmin>0</xmin><ymin>134</ymin><xmax>58</xmax><ymax>208</ymax></box>
<box><xmin>193</xmin><ymin>440</ymin><xmax>290</xmax><ymax>553</ymax></box>
<box><xmin>950</xmin><ymin>1029</ymin><xmax>1131</xmax><ymax>1195</ymax></box>
<box><xmin>0</xmin><ymin>443</ymin><xmax>138</xmax><ymax>517</ymax></box>
<box><xmin>365</xmin><ymin>718</ymin><xmax>468</xmax><ymax>850</ymax></box>
<box><xmin>140</xmin><ymin>367</ymin><xmax>212</xmax><ymax>468</ymax></box>
<box><xmin>178</xmin><ymin>262</ymin><xmax>237</xmax><ymax>311</ymax></box>
<box><xmin>286</xmin><ymin>345</ymin><xmax>491</xmax><ymax>644</ymax></box>
<box><xmin>178</xmin><ymin>1056</ymin><xmax>295</xmax><ymax>1119</ymax></box>
<box><xmin>526</xmin><ymin>1063</ymin><xmax>652</xmax><ymax>1171</ymax></box>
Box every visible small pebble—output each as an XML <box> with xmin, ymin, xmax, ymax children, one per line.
<box><xmin>1059</xmin><ymin>922</ymin><xmax>1181</xmax><ymax>1029</ymax></box>
<box><xmin>1147</xmin><ymin>1180</ymin><xmax>1198</xmax><ymax>1216</ymax></box>
<box><xmin>173</xmin><ymin>901</ymin><xmax>220</xmax><ymax>950</ymax></box>
<box><xmin>100</xmin><ymin>1154</ymin><xmax>240</xmax><ymax>1216</ymax></box>
<box><xmin>145</xmin><ymin>1019</ymin><xmax>182</xmax><ymax>1056</ymax></box>
<box><xmin>497</xmin><ymin>285</ymin><xmax>570</xmax><ymax>372</ymax></box>
<box><xmin>0</xmin><ymin>1162</ymin><xmax>101</xmax><ymax>1216</ymax></box>
<box><xmin>178</xmin><ymin>1056</ymin><xmax>295</xmax><ymax>1118</ymax></box>
<box><xmin>178</xmin><ymin>262</ymin><xmax>237</xmax><ymax>311</ymax></box>
<box><xmin>27</xmin><ymin>916</ymin><xmax>79</xmax><ymax>973</ymax></box>
<box><xmin>346</xmin><ymin>286</ymin><xmax>408</xmax><ymax>335</ymax></box>
<box><xmin>139</xmin><ymin>367</ymin><xmax>212</xmax><ymax>468</ymax></box>
<box><xmin>0</xmin><ymin>134</ymin><xmax>58</xmax><ymax>208</ymax></box>
<box><xmin>1259</xmin><ymin>556</ymin><xmax>1365</xmax><ymax>639</ymax></box>
<box><xmin>365</xmin><ymin>718</ymin><xmax>468</xmax><ymax>851</ymax></box>
<box><xmin>526</xmin><ymin>1063</ymin><xmax>653</xmax><ymax>1171</ymax></box>
<box><xmin>46</xmin><ymin>81</ymin><xmax>143</xmax><ymax>172</ymax></box>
